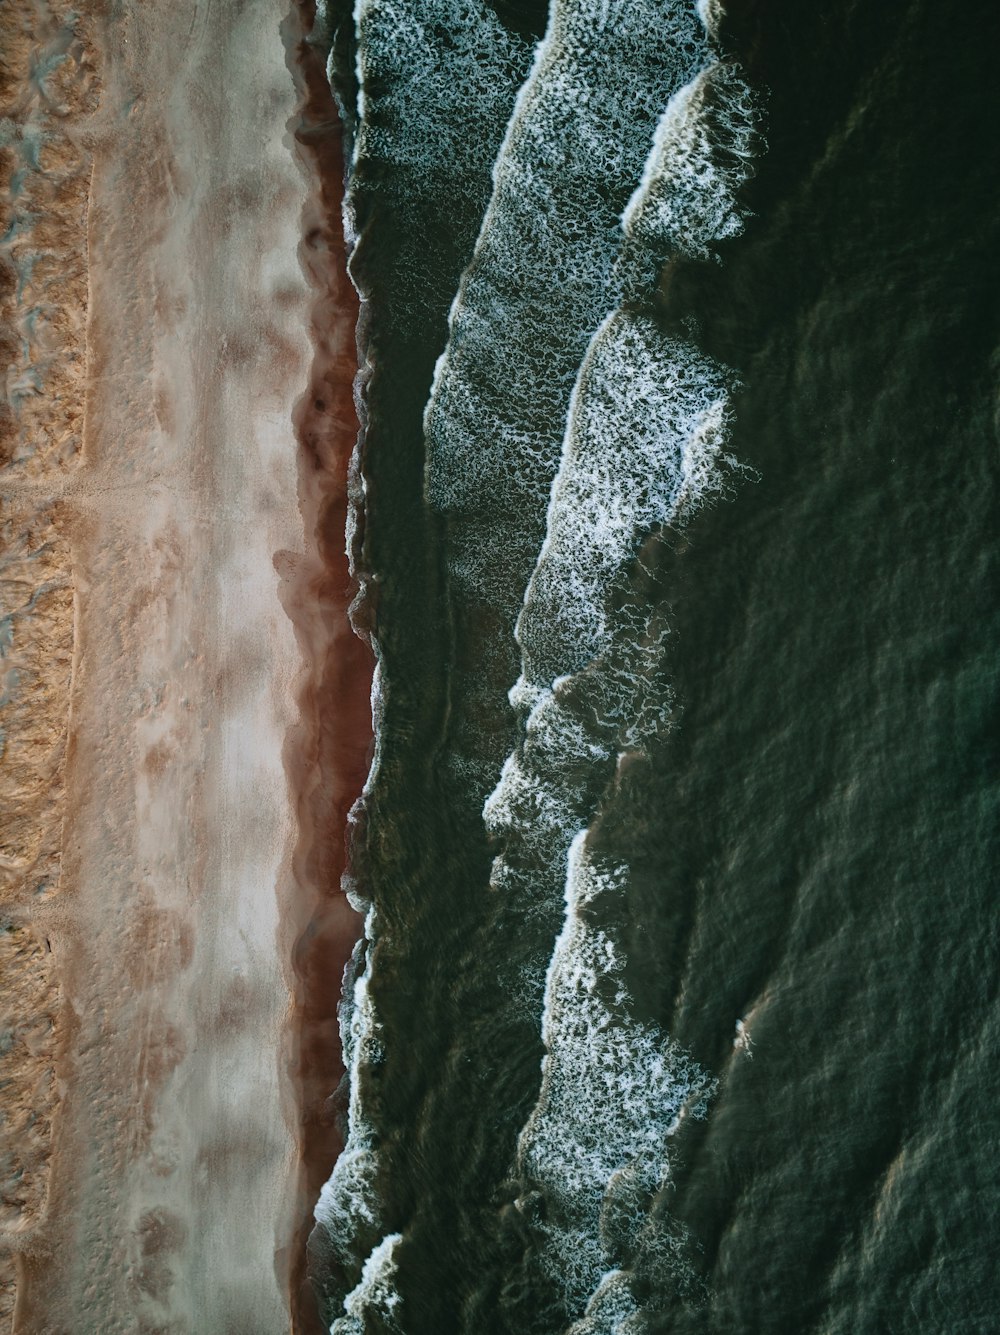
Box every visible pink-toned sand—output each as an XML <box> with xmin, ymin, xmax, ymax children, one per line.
<box><xmin>280</xmin><ymin>7</ymin><xmax>372</xmax><ymax>1331</ymax></box>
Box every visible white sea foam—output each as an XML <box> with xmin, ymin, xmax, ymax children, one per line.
<box><xmin>312</xmin><ymin>908</ymin><xmax>385</xmax><ymax>1283</ymax></box>
<box><xmin>313</xmin><ymin>6</ymin><xmax>537</xmax><ymax>1319</ymax></box>
<box><xmin>696</xmin><ymin>0</ymin><xmax>724</xmax><ymax>40</ymax></box>
<box><xmin>423</xmin><ymin>0</ymin><xmax>711</xmax><ymax>601</ymax></box>
<box><xmin>316</xmin><ymin>3</ymin><xmax>762</xmax><ymax>1323</ymax></box>
<box><xmin>566</xmin><ymin>1270</ymin><xmax>643</xmax><ymax>1335</ymax></box>
<box><xmin>492</xmin><ymin>34</ymin><xmax>761</xmax><ymax>1325</ymax></box>
<box><xmin>483</xmin><ymin>313</ymin><xmax>744</xmax><ymax>896</ymax></box>
<box><xmin>484</xmin><ymin>46</ymin><xmax>761</xmax><ymax>900</ymax></box>
<box><xmin>514</xmin><ymin>837</ymin><xmax>716</xmax><ymax>1315</ymax></box>
<box><xmin>349</xmin><ymin>0</ymin><xmax>531</xmax><ymax>192</ymax></box>
<box><xmin>332</xmin><ymin>1231</ymin><xmax>404</xmax><ymax>1334</ymax></box>
<box><xmin>518</xmin><ymin>312</ymin><xmax>735</xmax><ymax>687</ymax></box>
<box><xmin>619</xmin><ymin>61</ymin><xmax>759</xmax><ymax>290</ymax></box>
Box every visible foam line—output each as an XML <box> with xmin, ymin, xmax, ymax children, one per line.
<box><xmin>310</xmin><ymin>3</ymin><xmax>540</xmax><ymax>1321</ymax></box>
<box><xmin>492</xmin><ymin>35</ymin><xmax>762</xmax><ymax>1329</ymax></box>
<box><xmin>423</xmin><ymin>0</ymin><xmax>711</xmax><ymax>608</ymax></box>
<box><xmin>347</xmin><ymin>0</ymin><xmax>532</xmax><ymax>186</ymax></box>
<box><xmin>311</xmin><ymin>907</ymin><xmax>386</xmax><ymax>1285</ymax></box>
<box><xmin>513</xmin><ymin>838</ymin><xmax>716</xmax><ymax>1317</ymax></box>
<box><xmin>332</xmin><ymin>1231</ymin><xmax>404</xmax><ymax>1334</ymax></box>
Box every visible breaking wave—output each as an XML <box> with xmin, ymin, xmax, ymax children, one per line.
<box><xmin>311</xmin><ymin>1</ymin><xmax>536</xmax><ymax>1320</ymax></box>
<box><xmin>348</xmin><ymin>0</ymin><xmax>530</xmax><ymax>185</ymax></box>
<box><xmin>490</xmin><ymin>37</ymin><xmax>762</xmax><ymax>1332</ymax></box>
<box><xmin>512</xmin><ymin>838</ymin><xmax>717</xmax><ymax>1322</ymax></box>
<box><xmin>482</xmin><ymin>314</ymin><xmax>743</xmax><ymax>917</ymax></box>
<box><xmin>311</xmin><ymin>906</ymin><xmax>387</xmax><ymax>1302</ymax></box>
<box><xmin>423</xmin><ymin>0</ymin><xmax>711</xmax><ymax>610</ymax></box>
<box><xmin>485</xmin><ymin>55</ymin><xmax>761</xmax><ymax>910</ymax></box>
<box><xmin>333</xmin><ymin>1232</ymin><xmax>404</xmax><ymax>1335</ymax></box>
<box><xmin>312</xmin><ymin>1</ymin><xmax>762</xmax><ymax>1327</ymax></box>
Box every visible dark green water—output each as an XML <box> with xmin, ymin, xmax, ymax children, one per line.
<box><xmin>310</xmin><ymin>0</ymin><xmax>1000</xmax><ymax>1330</ymax></box>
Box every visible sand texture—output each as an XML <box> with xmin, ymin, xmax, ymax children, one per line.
<box><xmin>280</xmin><ymin>9</ymin><xmax>370</xmax><ymax>1331</ymax></box>
<box><xmin>1</xmin><ymin>0</ymin><xmax>102</xmax><ymax>1320</ymax></box>
<box><xmin>0</xmin><ymin>0</ymin><xmax>358</xmax><ymax>1329</ymax></box>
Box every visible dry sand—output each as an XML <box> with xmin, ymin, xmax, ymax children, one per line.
<box><xmin>1</xmin><ymin>0</ymin><xmax>103</xmax><ymax>1322</ymax></box>
<box><xmin>1</xmin><ymin>0</ymin><xmax>364</xmax><ymax>1330</ymax></box>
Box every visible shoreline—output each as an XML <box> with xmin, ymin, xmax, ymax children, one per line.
<box><xmin>280</xmin><ymin>4</ymin><xmax>371</xmax><ymax>1331</ymax></box>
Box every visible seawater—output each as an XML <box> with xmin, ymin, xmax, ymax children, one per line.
<box><xmin>310</xmin><ymin>0</ymin><xmax>1000</xmax><ymax>1331</ymax></box>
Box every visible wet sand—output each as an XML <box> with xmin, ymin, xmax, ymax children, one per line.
<box><xmin>280</xmin><ymin>6</ymin><xmax>371</xmax><ymax>1332</ymax></box>
<box><xmin>1</xmin><ymin>0</ymin><xmax>364</xmax><ymax>1329</ymax></box>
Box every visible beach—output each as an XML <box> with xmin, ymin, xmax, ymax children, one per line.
<box><xmin>1</xmin><ymin>1</ymin><xmax>363</xmax><ymax>1328</ymax></box>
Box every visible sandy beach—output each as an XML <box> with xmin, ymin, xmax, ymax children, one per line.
<box><xmin>1</xmin><ymin>0</ymin><xmax>363</xmax><ymax>1329</ymax></box>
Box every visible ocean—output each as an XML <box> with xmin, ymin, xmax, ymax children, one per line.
<box><xmin>307</xmin><ymin>0</ymin><xmax>1000</xmax><ymax>1330</ymax></box>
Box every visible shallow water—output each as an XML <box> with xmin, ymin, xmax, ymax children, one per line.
<box><xmin>311</xmin><ymin>0</ymin><xmax>1000</xmax><ymax>1330</ymax></box>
